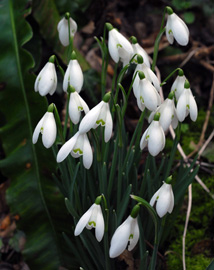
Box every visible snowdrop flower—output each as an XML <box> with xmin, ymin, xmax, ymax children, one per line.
<box><xmin>67</xmin><ymin>85</ymin><xmax>89</xmax><ymax>124</ymax></box>
<box><xmin>63</xmin><ymin>51</ymin><xmax>84</xmax><ymax>93</ymax></box>
<box><xmin>140</xmin><ymin>112</ymin><xmax>165</xmax><ymax>156</ymax></box>
<box><xmin>171</xmin><ymin>69</ymin><xmax>186</xmax><ymax>100</ymax></box>
<box><xmin>165</xmin><ymin>7</ymin><xmax>189</xmax><ymax>46</ymax></box>
<box><xmin>176</xmin><ymin>80</ymin><xmax>198</xmax><ymax>122</ymax></box>
<box><xmin>106</xmin><ymin>23</ymin><xmax>133</xmax><ymax>67</ymax></box>
<box><xmin>130</xmin><ymin>36</ymin><xmax>150</xmax><ymax>68</ymax></box>
<box><xmin>32</xmin><ymin>104</ymin><xmax>57</xmax><ymax>149</ymax></box>
<box><xmin>57</xmin><ymin>131</ymin><xmax>93</xmax><ymax>169</ymax></box>
<box><xmin>150</xmin><ymin>176</ymin><xmax>174</xmax><ymax>218</ymax></box>
<box><xmin>133</xmin><ymin>62</ymin><xmax>160</xmax><ymax>93</ymax></box>
<box><xmin>148</xmin><ymin>91</ymin><xmax>178</xmax><ymax>132</ymax></box>
<box><xmin>57</xmin><ymin>13</ymin><xmax>77</xmax><ymax>47</ymax></box>
<box><xmin>109</xmin><ymin>204</ymin><xmax>140</xmax><ymax>258</ymax></box>
<box><xmin>79</xmin><ymin>92</ymin><xmax>113</xmax><ymax>142</ymax></box>
<box><xmin>134</xmin><ymin>71</ymin><xmax>161</xmax><ymax>112</ymax></box>
<box><xmin>34</xmin><ymin>55</ymin><xmax>57</xmax><ymax>96</ymax></box>
<box><xmin>74</xmin><ymin>196</ymin><xmax>104</xmax><ymax>242</ymax></box>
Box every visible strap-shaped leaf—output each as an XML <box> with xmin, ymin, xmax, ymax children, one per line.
<box><xmin>0</xmin><ymin>1</ymin><xmax>71</xmax><ymax>268</ymax></box>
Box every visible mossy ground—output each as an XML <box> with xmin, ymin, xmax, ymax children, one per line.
<box><xmin>165</xmin><ymin>109</ymin><xmax>214</xmax><ymax>269</ymax></box>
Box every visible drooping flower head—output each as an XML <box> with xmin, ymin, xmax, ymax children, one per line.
<box><xmin>150</xmin><ymin>176</ymin><xmax>174</xmax><ymax>218</ymax></box>
<box><xmin>74</xmin><ymin>196</ymin><xmax>104</xmax><ymax>242</ymax></box>
<box><xmin>148</xmin><ymin>91</ymin><xmax>178</xmax><ymax>132</ymax></box>
<box><xmin>165</xmin><ymin>6</ymin><xmax>189</xmax><ymax>46</ymax></box>
<box><xmin>79</xmin><ymin>92</ymin><xmax>113</xmax><ymax>142</ymax></box>
<box><xmin>140</xmin><ymin>112</ymin><xmax>165</xmax><ymax>156</ymax></box>
<box><xmin>56</xmin><ymin>131</ymin><xmax>93</xmax><ymax>169</ymax></box>
<box><xmin>171</xmin><ymin>69</ymin><xmax>186</xmax><ymax>100</ymax></box>
<box><xmin>32</xmin><ymin>104</ymin><xmax>57</xmax><ymax>149</ymax></box>
<box><xmin>67</xmin><ymin>85</ymin><xmax>89</xmax><ymax>124</ymax></box>
<box><xmin>63</xmin><ymin>51</ymin><xmax>84</xmax><ymax>93</ymax></box>
<box><xmin>109</xmin><ymin>204</ymin><xmax>140</xmax><ymax>258</ymax></box>
<box><xmin>34</xmin><ymin>55</ymin><xmax>57</xmax><ymax>96</ymax></box>
<box><xmin>57</xmin><ymin>12</ymin><xmax>77</xmax><ymax>47</ymax></box>
<box><xmin>134</xmin><ymin>71</ymin><xmax>161</xmax><ymax>112</ymax></box>
<box><xmin>176</xmin><ymin>80</ymin><xmax>198</xmax><ymax>122</ymax></box>
<box><xmin>106</xmin><ymin>23</ymin><xmax>134</xmax><ymax>67</ymax></box>
<box><xmin>130</xmin><ymin>36</ymin><xmax>150</xmax><ymax>68</ymax></box>
<box><xmin>133</xmin><ymin>61</ymin><xmax>160</xmax><ymax>94</ymax></box>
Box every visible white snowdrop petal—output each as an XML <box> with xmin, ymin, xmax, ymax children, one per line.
<box><xmin>140</xmin><ymin>127</ymin><xmax>149</xmax><ymax>150</ymax></box>
<box><xmin>176</xmin><ymin>92</ymin><xmax>187</xmax><ymax>122</ymax></box>
<box><xmin>69</xmin><ymin>94</ymin><xmax>81</xmax><ymax>124</ymax></box>
<box><xmin>83</xmin><ymin>134</ymin><xmax>93</xmax><ymax>169</ymax></box>
<box><xmin>171</xmin><ymin>114</ymin><xmax>178</xmax><ymax>129</ymax></box>
<box><xmin>32</xmin><ymin>114</ymin><xmax>45</xmax><ymax>144</ymax></box>
<box><xmin>79</xmin><ymin>101</ymin><xmax>104</xmax><ymax>134</ymax></box>
<box><xmin>149</xmin><ymin>188</ymin><xmax>161</xmax><ymax>207</ymax></box>
<box><xmin>137</xmin><ymin>97</ymin><xmax>145</xmax><ymax>112</ymax></box>
<box><xmin>128</xmin><ymin>218</ymin><xmax>139</xmax><ymax>251</ymax></box>
<box><xmin>171</xmin><ymin>13</ymin><xmax>189</xmax><ymax>46</ymax></box>
<box><xmin>189</xmin><ymin>94</ymin><xmax>198</xmax><ymax>121</ymax></box>
<box><xmin>95</xmin><ymin>205</ymin><xmax>105</xmax><ymax>242</ymax></box>
<box><xmin>42</xmin><ymin>112</ymin><xmax>57</xmax><ymax>148</ymax></box>
<box><xmin>109</xmin><ymin>217</ymin><xmax>131</xmax><ymax>258</ymax></box>
<box><xmin>63</xmin><ymin>60</ymin><xmax>83</xmax><ymax>93</ymax></box>
<box><xmin>57</xmin><ymin>132</ymin><xmax>79</xmax><ymax>162</ymax></box>
<box><xmin>115</xmin><ymin>30</ymin><xmax>133</xmax><ymax>55</ymax></box>
<box><xmin>104</xmin><ymin>104</ymin><xmax>113</xmax><ymax>142</ymax></box>
<box><xmin>175</xmin><ymin>76</ymin><xmax>186</xmax><ymax>99</ymax></box>
<box><xmin>74</xmin><ymin>205</ymin><xmax>94</xmax><ymax>236</ymax></box>
<box><xmin>142</xmin><ymin>80</ymin><xmax>160</xmax><ymax>111</ymax></box>
<box><xmin>148</xmin><ymin>122</ymin><xmax>165</xmax><ymax>156</ymax></box>
<box><xmin>108</xmin><ymin>30</ymin><xmax>120</xmax><ymax>63</ymax></box>
<box><xmin>133</xmin><ymin>43</ymin><xmax>150</xmax><ymax>68</ymax></box>
<box><xmin>168</xmin><ymin>189</ymin><xmax>174</xmax><ymax>213</ymax></box>
<box><xmin>146</xmin><ymin>68</ymin><xmax>160</xmax><ymax>92</ymax></box>
<box><xmin>166</xmin><ymin>17</ymin><xmax>174</xmax><ymax>44</ymax></box>
<box><xmin>160</xmin><ymin>103</ymin><xmax>173</xmax><ymax>132</ymax></box>
<box><xmin>156</xmin><ymin>186</ymin><xmax>173</xmax><ymax>218</ymax></box>
<box><xmin>79</xmin><ymin>95</ymin><xmax>89</xmax><ymax>114</ymax></box>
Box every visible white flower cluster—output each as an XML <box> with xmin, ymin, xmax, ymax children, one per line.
<box><xmin>31</xmin><ymin>7</ymin><xmax>197</xmax><ymax>260</ymax></box>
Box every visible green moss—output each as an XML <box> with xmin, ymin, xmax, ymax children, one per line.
<box><xmin>166</xmin><ymin>176</ymin><xmax>214</xmax><ymax>269</ymax></box>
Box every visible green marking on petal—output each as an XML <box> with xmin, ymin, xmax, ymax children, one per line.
<box><xmin>96</xmin><ymin>119</ymin><xmax>105</xmax><ymax>126</ymax></box>
<box><xmin>140</xmin><ymin>96</ymin><xmax>144</xmax><ymax>103</ymax></box>
<box><xmin>186</xmin><ymin>104</ymin><xmax>190</xmax><ymax>109</ymax></box>
<box><xmin>78</xmin><ymin>106</ymin><xmax>83</xmax><ymax>111</ymax></box>
<box><xmin>88</xmin><ymin>221</ymin><xmax>96</xmax><ymax>227</ymax></box>
<box><xmin>73</xmin><ymin>148</ymin><xmax>83</xmax><ymax>154</ymax></box>
<box><xmin>174</xmin><ymin>88</ymin><xmax>177</xmax><ymax>92</ymax></box>
<box><xmin>168</xmin><ymin>29</ymin><xmax>173</xmax><ymax>35</ymax></box>
<box><xmin>156</xmin><ymin>196</ymin><xmax>159</xmax><ymax>200</ymax></box>
<box><xmin>171</xmin><ymin>114</ymin><xmax>174</xmax><ymax>119</ymax></box>
<box><xmin>40</xmin><ymin>127</ymin><xmax>44</xmax><ymax>134</ymax></box>
<box><xmin>146</xmin><ymin>135</ymin><xmax>149</xmax><ymax>140</ymax></box>
<box><xmin>129</xmin><ymin>234</ymin><xmax>134</xmax><ymax>239</ymax></box>
<box><xmin>117</xmin><ymin>43</ymin><xmax>122</xmax><ymax>48</ymax></box>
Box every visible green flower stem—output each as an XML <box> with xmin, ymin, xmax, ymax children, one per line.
<box><xmin>67</xmin><ymin>17</ymin><xmax>73</xmax><ymax>60</ymax></box>
<box><xmin>53</xmin><ymin>104</ymin><xmax>64</xmax><ymax>143</ymax></box>
<box><xmin>160</xmin><ymin>68</ymin><xmax>181</xmax><ymax>86</ymax></box>
<box><xmin>117</xmin><ymin>147</ymin><xmax>123</xmax><ymax>210</ymax></box>
<box><xmin>122</xmin><ymin>70</ymin><xmax>138</xmax><ymax>117</ymax></box>
<box><xmin>151</xmin><ymin>27</ymin><xmax>166</xmax><ymax>71</ymax></box>
<box><xmin>111</xmin><ymin>62</ymin><xmax>118</xmax><ymax>92</ymax></box>
<box><xmin>151</xmin><ymin>7</ymin><xmax>167</xmax><ymax>71</ymax></box>
<box><xmin>123</xmin><ymin>111</ymin><xmax>145</xmax><ymax>169</ymax></box>
<box><xmin>91</xmin><ymin>129</ymin><xmax>102</xmax><ymax>162</ymax></box>
<box><xmin>104</xmin><ymin>232</ymin><xmax>110</xmax><ymax>270</ymax></box>
<box><xmin>113</xmin><ymin>64</ymin><xmax>130</xmax><ymax>108</ymax></box>
<box><xmin>55</xmin><ymin>56</ymin><xmax>65</xmax><ymax>77</ymax></box>
<box><xmin>107</xmin><ymin>137</ymin><xmax>119</xmax><ymax>198</ymax></box>
<box><xmin>63</xmin><ymin>93</ymin><xmax>71</xmax><ymax>139</ymax></box>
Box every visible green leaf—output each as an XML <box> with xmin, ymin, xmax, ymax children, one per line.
<box><xmin>0</xmin><ymin>0</ymin><xmax>71</xmax><ymax>268</ymax></box>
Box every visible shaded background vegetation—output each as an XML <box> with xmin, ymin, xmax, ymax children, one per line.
<box><xmin>0</xmin><ymin>0</ymin><xmax>214</xmax><ymax>269</ymax></box>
